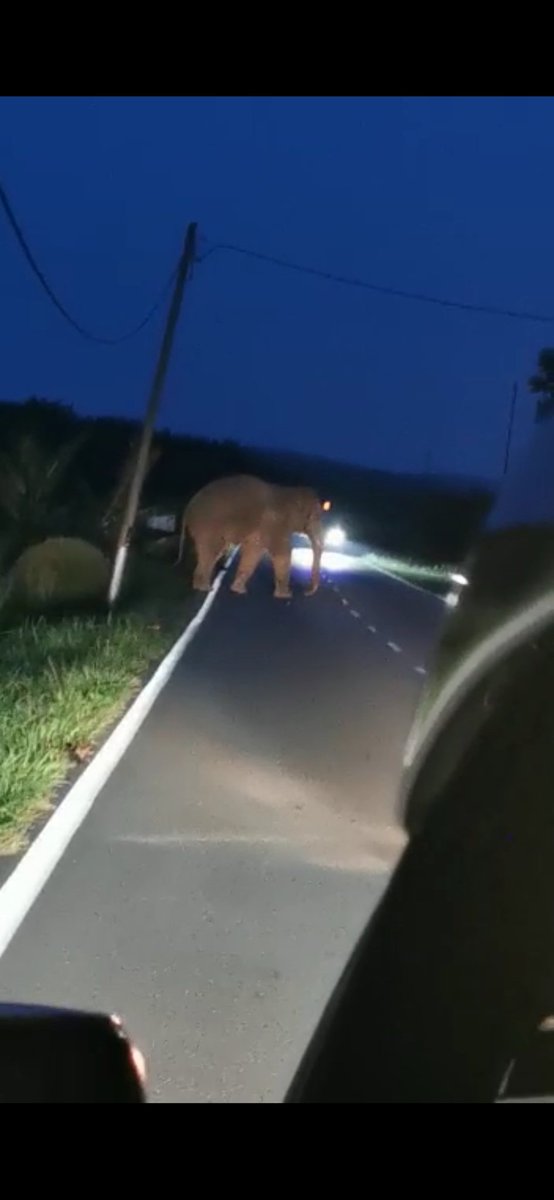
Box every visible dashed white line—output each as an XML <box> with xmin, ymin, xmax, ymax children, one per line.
<box><xmin>333</xmin><ymin>592</ymin><xmax>427</xmax><ymax>680</ymax></box>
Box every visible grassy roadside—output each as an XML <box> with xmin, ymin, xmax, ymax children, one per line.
<box><xmin>359</xmin><ymin>549</ymin><xmax>455</xmax><ymax>594</ymax></box>
<box><xmin>0</xmin><ymin>556</ymin><xmax>198</xmax><ymax>855</ymax></box>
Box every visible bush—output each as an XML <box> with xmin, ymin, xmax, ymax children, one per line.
<box><xmin>6</xmin><ymin>537</ymin><xmax>110</xmax><ymax>612</ymax></box>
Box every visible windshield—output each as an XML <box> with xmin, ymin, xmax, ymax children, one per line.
<box><xmin>401</xmin><ymin>420</ymin><xmax>554</xmax><ymax>834</ymax></box>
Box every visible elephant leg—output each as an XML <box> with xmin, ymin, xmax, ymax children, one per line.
<box><xmin>193</xmin><ymin>535</ymin><xmax>225</xmax><ymax>591</ymax></box>
<box><xmin>230</xmin><ymin>536</ymin><xmax>264</xmax><ymax>595</ymax></box>
<box><xmin>269</xmin><ymin>534</ymin><xmax>292</xmax><ymax>599</ymax></box>
<box><xmin>272</xmin><ymin>552</ymin><xmax>292</xmax><ymax>599</ymax></box>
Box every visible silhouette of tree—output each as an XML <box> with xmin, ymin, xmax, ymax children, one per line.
<box><xmin>0</xmin><ymin>397</ymin><xmax>495</xmax><ymax>569</ymax></box>
<box><xmin>530</xmin><ymin>348</ymin><xmax>554</xmax><ymax>423</ymax></box>
<box><xmin>0</xmin><ymin>429</ymin><xmax>88</xmax><ymax>565</ymax></box>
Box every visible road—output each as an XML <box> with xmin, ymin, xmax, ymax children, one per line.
<box><xmin>0</xmin><ymin>547</ymin><xmax>446</xmax><ymax>1102</ymax></box>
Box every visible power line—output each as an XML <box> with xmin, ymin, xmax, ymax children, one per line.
<box><xmin>199</xmin><ymin>237</ymin><xmax>554</xmax><ymax>326</ymax></box>
<box><xmin>0</xmin><ymin>182</ymin><xmax>179</xmax><ymax>346</ymax></box>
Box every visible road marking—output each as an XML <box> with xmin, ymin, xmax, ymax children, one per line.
<box><xmin>350</xmin><ymin>610</ymin><xmax>360</xmax><ymax>619</ymax></box>
<box><xmin>414</xmin><ymin>665</ymin><xmax>427</xmax><ymax>676</ymax></box>
<box><xmin>341</xmin><ymin>597</ymin><xmax>349</xmax><ymax>606</ymax></box>
<box><xmin>368</xmin><ymin>625</ymin><xmax>376</xmax><ymax>633</ymax></box>
<box><xmin>387</xmin><ymin>641</ymin><xmax>402</xmax><ymax>653</ymax></box>
<box><xmin>0</xmin><ymin>553</ymin><xmax>236</xmax><ymax>964</ymax></box>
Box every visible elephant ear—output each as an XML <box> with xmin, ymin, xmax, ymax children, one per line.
<box><xmin>286</xmin><ymin>487</ymin><xmax>320</xmax><ymax>530</ymax></box>
<box><xmin>302</xmin><ymin>487</ymin><xmax>321</xmax><ymax>515</ymax></box>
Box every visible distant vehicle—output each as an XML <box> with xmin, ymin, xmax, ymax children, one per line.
<box><xmin>144</xmin><ymin>512</ymin><xmax>176</xmax><ymax>534</ymax></box>
<box><xmin>324</xmin><ymin>524</ymin><xmax>346</xmax><ymax>548</ymax></box>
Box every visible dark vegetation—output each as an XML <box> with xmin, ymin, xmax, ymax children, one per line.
<box><xmin>0</xmin><ymin>397</ymin><xmax>496</xmax><ymax>577</ymax></box>
<box><xmin>530</xmin><ymin>347</ymin><xmax>554</xmax><ymax>425</ymax></box>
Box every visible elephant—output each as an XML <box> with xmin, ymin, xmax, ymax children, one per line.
<box><xmin>177</xmin><ymin>474</ymin><xmax>324</xmax><ymax>599</ymax></box>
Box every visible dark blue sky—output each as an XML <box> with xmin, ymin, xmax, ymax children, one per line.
<box><xmin>1</xmin><ymin>96</ymin><xmax>553</xmax><ymax>480</ymax></box>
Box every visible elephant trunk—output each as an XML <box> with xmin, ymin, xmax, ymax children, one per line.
<box><xmin>306</xmin><ymin>522</ymin><xmax>323</xmax><ymax>594</ymax></box>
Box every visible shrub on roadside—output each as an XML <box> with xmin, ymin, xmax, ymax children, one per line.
<box><xmin>6</xmin><ymin>537</ymin><xmax>110</xmax><ymax>612</ymax></box>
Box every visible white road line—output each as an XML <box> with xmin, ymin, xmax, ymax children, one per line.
<box><xmin>387</xmin><ymin>641</ymin><xmax>402</xmax><ymax>653</ymax></box>
<box><xmin>368</xmin><ymin>625</ymin><xmax>376</xmax><ymax>633</ymax></box>
<box><xmin>341</xmin><ymin>597</ymin><xmax>349</xmax><ymax>606</ymax></box>
<box><xmin>350</xmin><ymin>610</ymin><xmax>360</xmax><ymax>619</ymax></box>
<box><xmin>414</xmin><ymin>665</ymin><xmax>427</xmax><ymax>676</ymax></box>
<box><xmin>0</xmin><ymin>553</ymin><xmax>236</xmax><ymax>963</ymax></box>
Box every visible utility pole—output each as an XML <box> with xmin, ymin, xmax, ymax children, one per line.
<box><xmin>108</xmin><ymin>221</ymin><xmax>197</xmax><ymax>606</ymax></box>
<box><xmin>503</xmin><ymin>381</ymin><xmax>518</xmax><ymax>477</ymax></box>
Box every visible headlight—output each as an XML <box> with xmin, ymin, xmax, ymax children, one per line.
<box><xmin>325</xmin><ymin>525</ymin><xmax>346</xmax><ymax>548</ymax></box>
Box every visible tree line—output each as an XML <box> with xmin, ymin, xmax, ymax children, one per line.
<box><xmin>0</xmin><ymin>396</ymin><xmax>495</xmax><ymax>571</ymax></box>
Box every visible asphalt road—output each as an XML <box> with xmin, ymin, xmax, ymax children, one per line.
<box><xmin>0</xmin><ymin>548</ymin><xmax>446</xmax><ymax>1103</ymax></box>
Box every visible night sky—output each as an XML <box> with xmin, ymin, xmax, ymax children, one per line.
<box><xmin>1</xmin><ymin>96</ymin><xmax>553</xmax><ymax>481</ymax></box>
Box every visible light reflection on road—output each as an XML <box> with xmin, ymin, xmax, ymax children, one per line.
<box><xmin>292</xmin><ymin>537</ymin><xmax>375</xmax><ymax>576</ymax></box>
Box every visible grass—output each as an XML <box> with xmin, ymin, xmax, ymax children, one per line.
<box><xmin>0</xmin><ymin>555</ymin><xmax>197</xmax><ymax>855</ymax></box>
<box><xmin>360</xmin><ymin>549</ymin><xmax>455</xmax><ymax>594</ymax></box>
